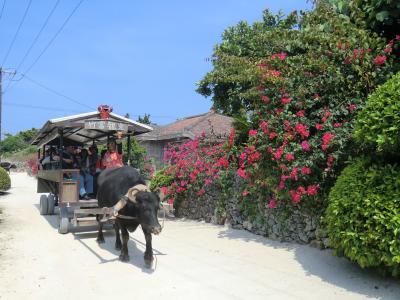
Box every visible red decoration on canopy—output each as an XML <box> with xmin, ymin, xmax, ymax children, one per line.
<box><xmin>98</xmin><ymin>105</ymin><xmax>113</xmax><ymax>119</ymax></box>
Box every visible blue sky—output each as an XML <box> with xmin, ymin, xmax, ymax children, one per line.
<box><xmin>0</xmin><ymin>0</ymin><xmax>311</xmax><ymax>136</ymax></box>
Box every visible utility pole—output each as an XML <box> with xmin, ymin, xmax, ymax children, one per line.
<box><xmin>0</xmin><ymin>68</ymin><xmax>16</xmax><ymax>162</ymax></box>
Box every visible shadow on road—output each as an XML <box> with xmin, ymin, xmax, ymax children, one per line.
<box><xmin>217</xmin><ymin>226</ymin><xmax>400</xmax><ymax>300</ymax></box>
<box><xmin>33</xmin><ymin>203</ymin><xmax>165</xmax><ymax>273</ymax></box>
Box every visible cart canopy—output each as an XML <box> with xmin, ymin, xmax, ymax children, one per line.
<box><xmin>32</xmin><ymin>111</ymin><xmax>153</xmax><ymax>148</ymax></box>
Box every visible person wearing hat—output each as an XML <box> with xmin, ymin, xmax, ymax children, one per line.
<box><xmin>102</xmin><ymin>134</ymin><xmax>124</xmax><ymax>169</ymax></box>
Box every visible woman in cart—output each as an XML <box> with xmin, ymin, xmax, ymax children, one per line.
<box><xmin>102</xmin><ymin>133</ymin><xmax>124</xmax><ymax>169</ymax></box>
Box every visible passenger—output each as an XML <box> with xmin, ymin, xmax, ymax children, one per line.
<box><xmin>96</xmin><ymin>149</ymin><xmax>107</xmax><ymax>171</ymax></box>
<box><xmin>103</xmin><ymin>137</ymin><xmax>124</xmax><ymax>169</ymax></box>
<box><xmin>79</xmin><ymin>149</ymin><xmax>94</xmax><ymax>200</ymax></box>
<box><xmin>88</xmin><ymin>145</ymin><xmax>99</xmax><ymax>195</ymax></box>
<box><xmin>41</xmin><ymin>147</ymin><xmax>59</xmax><ymax>170</ymax></box>
<box><xmin>61</xmin><ymin>145</ymin><xmax>77</xmax><ymax>169</ymax></box>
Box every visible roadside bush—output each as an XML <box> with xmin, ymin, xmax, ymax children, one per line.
<box><xmin>149</xmin><ymin>168</ymin><xmax>174</xmax><ymax>193</ymax></box>
<box><xmin>324</xmin><ymin>157</ymin><xmax>400</xmax><ymax>277</ymax></box>
<box><xmin>355</xmin><ymin>72</ymin><xmax>400</xmax><ymax>153</ymax></box>
<box><xmin>0</xmin><ymin>167</ymin><xmax>11</xmax><ymax>191</ymax></box>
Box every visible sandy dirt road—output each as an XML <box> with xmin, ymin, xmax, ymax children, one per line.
<box><xmin>0</xmin><ymin>173</ymin><xmax>399</xmax><ymax>300</ymax></box>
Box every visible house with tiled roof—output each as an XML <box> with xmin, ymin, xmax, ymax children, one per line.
<box><xmin>136</xmin><ymin>110</ymin><xmax>233</xmax><ymax>170</ymax></box>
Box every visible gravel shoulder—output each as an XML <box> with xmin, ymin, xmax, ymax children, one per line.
<box><xmin>0</xmin><ymin>173</ymin><xmax>399</xmax><ymax>300</ymax></box>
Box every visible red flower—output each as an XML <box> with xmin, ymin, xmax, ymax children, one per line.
<box><xmin>167</xmin><ymin>199</ymin><xmax>174</xmax><ymax>205</ymax></box>
<box><xmin>285</xmin><ymin>153</ymin><xmax>295</xmax><ymax>161</ymax></box>
<box><xmin>274</xmin><ymin>146</ymin><xmax>284</xmax><ymax>160</ymax></box>
<box><xmin>249</xmin><ymin>129</ymin><xmax>258</xmax><ymax>137</ymax></box>
<box><xmin>297</xmin><ymin>186</ymin><xmax>306</xmax><ymax>195</ymax></box>
<box><xmin>374</xmin><ymin>55</ymin><xmax>387</xmax><ymax>65</ymax></box>
<box><xmin>272</xmin><ymin>52</ymin><xmax>287</xmax><ymax>60</ymax></box>
<box><xmin>161</xmin><ymin>186</ymin><xmax>168</xmax><ymax>194</ymax></box>
<box><xmin>384</xmin><ymin>47</ymin><xmax>392</xmax><ymax>54</ymax></box>
<box><xmin>294</xmin><ymin>123</ymin><xmax>309</xmax><ymax>138</ymax></box>
<box><xmin>268</xmin><ymin>198</ymin><xmax>277</xmax><ymax>209</ymax></box>
<box><xmin>289</xmin><ymin>190</ymin><xmax>301</xmax><ymax>203</ymax></box>
<box><xmin>290</xmin><ymin>167</ymin><xmax>298</xmax><ymax>181</ymax></box>
<box><xmin>301</xmin><ymin>167</ymin><xmax>311</xmax><ymax>175</ymax></box>
<box><xmin>315</xmin><ymin>123</ymin><xmax>323</xmax><ymax>130</ymax></box>
<box><xmin>242</xmin><ymin>189</ymin><xmax>249</xmax><ymax>197</ymax></box>
<box><xmin>301</xmin><ymin>140</ymin><xmax>310</xmax><ymax>151</ymax></box>
<box><xmin>197</xmin><ymin>188</ymin><xmax>205</xmax><ymax>196</ymax></box>
<box><xmin>296</xmin><ymin>110</ymin><xmax>305</xmax><ymax>117</ymax></box>
<box><xmin>269</xmin><ymin>132</ymin><xmax>277</xmax><ymax>140</ymax></box>
<box><xmin>333</xmin><ymin>123</ymin><xmax>342</xmax><ymax>128</ymax></box>
<box><xmin>348</xmin><ymin>104</ymin><xmax>357</xmax><ymax>112</ymax></box>
<box><xmin>281</xmin><ymin>97</ymin><xmax>291</xmax><ymax>105</ymax></box>
<box><xmin>307</xmin><ymin>185</ymin><xmax>318</xmax><ymax>196</ymax></box>
<box><xmin>237</xmin><ymin>168</ymin><xmax>248</xmax><ymax>179</ymax></box>
<box><xmin>260</xmin><ymin>120</ymin><xmax>268</xmax><ymax>133</ymax></box>
<box><xmin>322</xmin><ymin>132</ymin><xmax>335</xmax><ymax>151</ymax></box>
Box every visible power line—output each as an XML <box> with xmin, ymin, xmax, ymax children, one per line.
<box><xmin>15</xmin><ymin>0</ymin><xmax>61</xmax><ymax>72</ymax></box>
<box><xmin>0</xmin><ymin>0</ymin><xmax>6</xmax><ymax>23</ymax></box>
<box><xmin>22</xmin><ymin>74</ymin><xmax>94</xmax><ymax>110</ymax></box>
<box><xmin>22</xmin><ymin>0</ymin><xmax>85</xmax><ymax>75</ymax></box>
<box><xmin>3</xmin><ymin>101</ymin><xmax>84</xmax><ymax>113</ymax></box>
<box><xmin>1</xmin><ymin>0</ymin><xmax>33</xmax><ymax>67</ymax></box>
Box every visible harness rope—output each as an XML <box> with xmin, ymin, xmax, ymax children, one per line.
<box><xmin>99</xmin><ymin>184</ymin><xmax>166</xmax><ymax>230</ymax></box>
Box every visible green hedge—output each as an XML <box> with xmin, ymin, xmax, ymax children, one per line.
<box><xmin>149</xmin><ymin>168</ymin><xmax>174</xmax><ymax>193</ymax></box>
<box><xmin>324</xmin><ymin>157</ymin><xmax>400</xmax><ymax>276</ymax></box>
<box><xmin>0</xmin><ymin>167</ymin><xmax>11</xmax><ymax>191</ymax></box>
<box><xmin>355</xmin><ymin>72</ymin><xmax>400</xmax><ymax>152</ymax></box>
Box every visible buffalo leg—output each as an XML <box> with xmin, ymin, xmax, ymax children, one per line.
<box><xmin>96</xmin><ymin>215</ymin><xmax>105</xmax><ymax>243</ymax></box>
<box><xmin>142</xmin><ymin>227</ymin><xmax>154</xmax><ymax>266</ymax></box>
<box><xmin>114</xmin><ymin>222</ymin><xmax>122</xmax><ymax>250</ymax></box>
<box><xmin>119</xmin><ymin>224</ymin><xmax>130</xmax><ymax>262</ymax></box>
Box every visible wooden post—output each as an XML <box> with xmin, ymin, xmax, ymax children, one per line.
<box><xmin>59</xmin><ymin>128</ymin><xmax>64</xmax><ymax>170</ymax></box>
<box><xmin>127</xmin><ymin>134</ymin><xmax>132</xmax><ymax>166</ymax></box>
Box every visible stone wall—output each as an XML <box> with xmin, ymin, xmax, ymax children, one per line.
<box><xmin>175</xmin><ymin>184</ymin><xmax>323</xmax><ymax>244</ymax></box>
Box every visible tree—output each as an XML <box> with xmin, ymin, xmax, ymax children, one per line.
<box><xmin>137</xmin><ymin>114</ymin><xmax>152</xmax><ymax>125</ymax></box>
<box><xmin>197</xmin><ymin>2</ymin><xmax>400</xmax><ymax>207</ymax></box>
<box><xmin>326</xmin><ymin>0</ymin><xmax>400</xmax><ymax>39</ymax></box>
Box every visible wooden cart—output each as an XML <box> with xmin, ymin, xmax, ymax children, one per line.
<box><xmin>32</xmin><ymin>107</ymin><xmax>153</xmax><ymax>233</ymax></box>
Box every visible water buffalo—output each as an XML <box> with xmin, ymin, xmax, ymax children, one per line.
<box><xmin>96</xmin><ymin>166</ymin><xmax>162</xmax><ymax>266</ymax></box>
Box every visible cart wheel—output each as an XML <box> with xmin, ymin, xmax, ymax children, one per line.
<box><xmin>47</xmin><ymin>194</ymin><xmax>55</xmax><ymax>215</ymax></box>
<box><xmin>58</xmin><ymin>207</ymin><xmax>69</xmax><ymax>234</ymax></box>
<box><xmin>59</xmin><ymin>217</ymin><xmax>69</xmax><ymax>234</ymax></box>
<box><xmin>40</xmin><ymin>195</ymin><xmax>48</xmax><ymax>215</ymax></box>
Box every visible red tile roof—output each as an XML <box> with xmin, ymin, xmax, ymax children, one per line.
<box><xmin>136</xmin><ymin>110</ymin><xmax>233</xmax><ymax>141</ymax></box>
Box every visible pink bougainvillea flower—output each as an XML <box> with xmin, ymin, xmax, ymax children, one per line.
<box><xmin>249</xmin><ymin>129</ymin><xmax>258</xmax><ymax>137</ymax></box>
<box><xmin>237</xmin><ymin>168</ymin><xmax>247</xmax><ymax>178</ymax></box>
<box><xmin>384</xmin><ymin>47</ymin><xmax>392</xmax><ymax>54</ymax></box>
<box><xmin>197</xmin><ymin>188</ymin><xmax>206</xmax><ymax>196</ymax></box>
<box><xmin>348</xmin><ymin>104</ymin><xmax>357</xmax><ymax>112</ymax></box>
<box><xmin>307</xmin><ymin>185</ymin><xmax>318</xmax><ymax>196</ymax></box>
<box><xmin>260</xmin><ymin>120</ymin><xmax>268</xmax><ymax>133</ymax></box>
<box><xmin>297</xmin><ymin>186</ymin><xmax>306</xmax><ymax>195</ymax></box>
<box><xmin>267</xmin><ymin>146</ymin><xmax>273</xmax><ymax>153</ymax></box>
<box><xmin>290</xmin><ymin>167</ymin><xmax>298</xmax><ymax>181</ymax></box>
<box><xmin>285</xmin><ymin>153</ymin><xmax>295</xmax><ymax>161</ymax></box>
<box><xmin>167</xmin><ymin>199</ymin><xmax>174</xmax><ymax>205</ymax></box>
<box><xmin>301</xmin><ymin>167</ymin><xmax>312</xmax><ymax>175</ymax></box>
<box><xmin>269</xmin><ymin>132</ymin><xmax>277</xmax><ymax>140</ymax></box>
<box><xmin>240</xmin><ymin>152</ymin><xmax>247</xmax><ymax>161</ymax></box>
<box><xmin>315</xmin><ymin>123</ymin><xmax>323</xmax><ymax>130</ymax></box>
<box><xmin>242</xmin><ymin>189</ymin><xmax>249</xmax><ymax>197</ymax></box>
<box><xmin>281</xmin><ymin>96</ymin><xmax>291</xmax><ymax>105</ymax></box>
<box><xmin>296</xmin><ymin>110</ymin><xmax>305</xmax><ymax>117</ymax></box>
<box><xmin>374</xmin><ymin>55</ymin><xmax>387</xmax><ymax>65</ymax></box>
<box><xmin>289</xmin><ymin>190</ymin><xmax>301</xmax><ymax>203</ymax></box>
<box><xmin>274</xmin><ymin>146</ymin><xmax>284</xmax><ymax>160</ymax></box>
<box><xmin>204</xmin><ymin>179</ymin><xmax>213</xmax><ymax>185</ymax></box>
<box><xmin>268</xmin><ymin>198</ymin><xmax>277</xmax><ymax>209</ymax></box>
<box><xmin>278</xmin><ymin>180</ymin><xmax>285</xmax><ymax>190</ymax></box>
<box><xmin>322</xmin><ymin>132</ymin><xmax>335</xmax><ymax>151</ymax></box>
<box><xmin>294</xmin><ymin>123</ymin><xmax>310</xmax><ymax>138</ymax></box>
<box><xmin>161</xmin><ymin>186</ymin><xmax>168</xmax><ymax>195</ymax></box>
<box><xmin>333</xmin><ymin>122</ymin><xmax>342</xmax><ymax>128</ymax></box>
<box><xmin>301</xmin><ymin>140</ymin><xmax>310</xmax><ymax>151</ymax></box>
